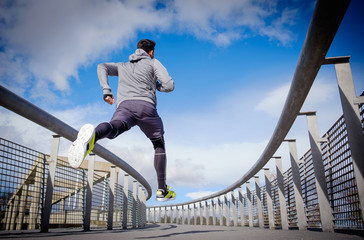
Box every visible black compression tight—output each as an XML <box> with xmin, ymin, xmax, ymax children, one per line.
<box><xmin>94</xmin><ymin>120</ymin><xmax>128</xmax><ymax>142</ymax></box>
<box><xmin>152</xmin><ymin>137</ymin><xmax>167</xmax><ymax>190</ymax></box>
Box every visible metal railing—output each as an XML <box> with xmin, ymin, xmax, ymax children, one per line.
<box><xmin>0</xmin><ymin>138</ymin><xmax>147</xmax><ymax>231</ymax></box>
<box><xmin>147</xmin><ymin>0</ymin><xmax>364</xmax><ymax>236</ymax></box>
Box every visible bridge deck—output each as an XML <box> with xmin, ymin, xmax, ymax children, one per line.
<box><xmin>1</xmin><ymin>224</ymin><xmax>362</xmax><ymax>240</ymax></box>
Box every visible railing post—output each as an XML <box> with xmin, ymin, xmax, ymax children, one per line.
<box><xmin>211</xmin><ymin>199</ymin><xmax>216</xmax><ymax>226</ymax></box>
<box><xmin>284</xmin><ymin>139</ymin><xmax>307</xmax><ymax>230</ymax></box>
<box><xmin>9</xmin><ymin>196</ymin><xmax>19</xmax><ymax>230</ymax></box>
<box><xmin>192</xmin><ymin>204</ymin><xmax>195</xmax><ymax>225</ymax></box>
<box><xmin>176</xmin><ymin>206</ymin><xmax>179</xmax><ymax>224</ymax></box>
<box><xmin>170</xmin><ymin>206</ymin><xmax>174</xmax><ymax>224</ymax></box>
<box><xmin>164</xmin><ymin>206</ymin><xmax>167</xmax><ymax>224</ymax></box>
<box><xmin>151</xmin><ymin>208</ymin><xmax>154</xmax><ymax>223</ymax></box>
<box><xmin>218</xmin><ymin>198</ymin><xmax>223</xmax><ymax>226</ymax></box>
<box><xmin>205</xmin><ymin>201</ymin><xmax>209</xmax><ymax>225</ymax></box>
<box><xmin>187</xmin><ymin>205</ymin><xmax>191</xmax><ymax>225</ymax></box>
<box><xmin>255</xmin><ymin>176</ymin><xmax>264</xmax><ymax>228</ymax></box>
<box><xmin>107</xmin><ymin>166</ymin><xmax>116</xmax><ymax>230</ymax></box>
<box><xmin>224</xmin><ymin>194</ymin><xmax>230</xmax><ymax>226</ymax></box>
<box><xmin>6</xmin><ymin>201</ymin><xmax>14</xmax><ymax>230</ymax></box>
<box><xmin>153</xmin><ymin>207</ymin><xmax>155</xmax><ymax>223</ymax></box>
<box><xmin>238</xmin><ymin>187</ymin><xmax>245</xmax><ymax>227</ymax></box>
<box><xmin>246</xmin><ymin>182</ymin><xmax>253</xmax><ymax>227</ymax></box>
<box><xmin>84</xmin><ymin>153</ymin><xmax>95</xmax><ymax>231</ymax></box>
<box><xmin>122</xmin><ymin>174</ymin><xmax>129</xmax><ymax>229</ymax></box>
<box><xmin>147</xmin><ymin>207</ymin><xmax>150</xmax><ymax>223</ymax></box>
<box><xmin>162</xmin><ymin>206</ymin><xmax>165</xmax><ymax>224</ymax></box>
<box><xmin>41</xmin><ymin>135</ymin><xmax>60</xmax><ymax>233</ymax></box>
<box><xmin>158</xmin><ymin>207</ymin><xmax>162</xmax><ymax>223</ymax></box>
<box><xmin>300</xmin><ymin>112</ymin><xmax>334</xmax><ymax>232</ymax></box>
<box><xmin>138</xmin><ymin>185</ymin><xmax>142</xmax><ymax>227</ymax></box>
<box><xmin>153</xmin><ymin>208</ymin><xmax>160</xmax><ymax>223</ymax></box>
<box><xmin>4</xmin><ymin>205</ymin><xmax>11</xmax><ymax>230</ymax></box>
<box><xmin>156</xmin><ymin>207</ymin><xmax>159</xmax><ymax>223</ymax></box>
<box><xmin>132</xmin><ymin>181</ymin><xmax>137</xmax><ymax>228</ymax></box>
<box><xmin>199</xmin><ymin>202</ymin><xmax>203</xmax><ymax>225</ymax></box>
<box><xmin>274</xmin><ymin>156</ymin><xmax>289</xmax><ymax>230</ymax></box>
<box><xmin>331</xmin><ymin>58</ymin><xmax>364</xmax><ymax>221</ymax></box>
<box><xmin>138</xmin><ymin>185</ymin><xmax>144</xmax><ymax>227</ymax></box>
<box><xmin>153</xmin><ymin>207</ymin><xmax>156</xmax><ymax>223</ymax></box>
<box><xmin>264</xmin><ymin>168</ymin><xmax>275</xmax><ymax>229</ymax></box>
<box><xmin>28</xmin><ymin>156</ymin><xmax>44</xmax><ymax>230</ymax></box>
<box><xmin>231</xmin><ymin>191</ymin><xmax>238</xmax><ymax>226</ymax></box>
<box><xmin>17</xmin><ymin>185</ymin><xmax>29</xmax><ymax>230</ymax></box>
<box><xmin>176</xmin><ymin>206</ymin><xmax>180</xmax><ymax>224</ymax></box>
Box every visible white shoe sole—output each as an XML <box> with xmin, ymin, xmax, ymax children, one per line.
<box><xmin>156</xmin><ymin>196</ymin><xmax>176</xmax><ymax>202</ymax></box>
<box><xmin>68</xmin><ymin>124</ymin><xmax>95</xmax><ymax>168</ymax></box>
<box><xmin>156</xmin><ymin>198</ymin><xmax>175</xmax><ymax>202</ymax></box>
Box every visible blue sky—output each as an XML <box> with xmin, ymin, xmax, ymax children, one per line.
<box><xmin>1</xmin><ymin>0</ymin><xmax>363</xmax><ymax>206</ymax></box>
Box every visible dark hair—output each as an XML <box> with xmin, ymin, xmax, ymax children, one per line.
<box><xmin>137</xmin><ymin>39</ymin><xmax>156</xmax><ymax>53</ymax></box>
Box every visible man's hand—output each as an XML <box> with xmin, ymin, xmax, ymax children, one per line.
<box><xmin>104</xmin><ymin>95</ymin><xmax>115</xmax><ymax>105</ymax></box>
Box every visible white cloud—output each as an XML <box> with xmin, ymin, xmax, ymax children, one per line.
<box><xmin>0</xmin><ymin>0</ymin><xmax>298</xmax><ymax>102</ymax></box>
<box><xmin>186</xmin><ymin>191</ymin><xmax>217</xmax><ymax>200</ymax></box>
<box><xmin>254</xmin><ymin>78</ymin><xmax>338</xmax><ymax>118</ymax></box>
<box><xmin>172</xmin><ymin>0</ymin><xmax>296</xmax><ymax>46</ymax></box>
<box><xmin>259</xmin><ymin>8</ymin><xmax>298</xmax><ymax>45</ymax></box>
<box><xmin>0</xmin><ymin>0</ymin><xmax>171</xmax><ymax>97</ymax></box>
<box><xmin>167</xmin><ymin>140</ymin><xmax>268</xmax><ymax>188</ymax></box>
<box><xmin>301</xmin><ymin>78</ymin><xmax>338</xmax><ymax>111</ymax></box>
<box><xmin>254</xmin><ymin>82</ymin><xmax>290</xmax><ymax>117</ymax></box>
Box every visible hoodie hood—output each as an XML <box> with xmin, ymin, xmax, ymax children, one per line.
<box><xmin>129</xmin><ymin>49</ymin><xmax>151</xmax><ymax>62</ymax></box>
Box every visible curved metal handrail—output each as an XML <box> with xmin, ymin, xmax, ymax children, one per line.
<box><xmin>150</xmin><ymin>0</ymin><xmax>351</xmax><ymax>207</ymax></box>
<box><xmin>0</xmin><ymin>85</ymin><xmax>152</xmax><ymax>200</ymax></box>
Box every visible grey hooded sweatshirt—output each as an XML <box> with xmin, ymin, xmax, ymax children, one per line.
<box><xmin>97</xmin><ymin>49</ymin><xmax>174</xmax><ymax>107</ymax></box>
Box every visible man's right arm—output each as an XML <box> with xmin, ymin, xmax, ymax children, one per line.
<box><xmin>153</xmin><ymin>59</ymin><xmax>174</xmax><ymax>92</ymax></box>
<box><xmin>97</xmin><ymin>63</ymin><xmax>119</xmax><ymax>99</ymax></box>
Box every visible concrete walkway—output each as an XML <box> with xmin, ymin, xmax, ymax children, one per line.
<box><xmin>0</xmin><ymin>224</ymin><xmax>363</xmax><ymax>240</ymax></box>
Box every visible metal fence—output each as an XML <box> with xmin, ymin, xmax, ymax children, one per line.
<box><xmin>0</xmin><ymin>138</ymin><xmax>46</xmax><ymax>230</ymax></box>
<box><xmin>0</xmin><ymin>137</ymin><xmax>146</xmax><ymax>231</ymax></box>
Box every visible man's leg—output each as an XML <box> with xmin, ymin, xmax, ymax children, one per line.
<box><xmin>151</xmin><ymin>136</ymin><xmax>176</xmax><ymax>201</ymax></box>
<box><xmin>151</xmin><ymin>137</ymin><xmax>167</xmax><ymax>190</ymax></box>
<box><xmin>133</xmin><ymin>100</ymin><xmax>175</xmax><ymax>201</ymax></box>
<box><xmin>68</xmin><ymin>102</ymin><xmax>133</xmax><ymax>168</ymax></box>
<box><xmin>94</xmin><ymin>120</ymin><xmax>129</xmax><ymax>142</ymax></box>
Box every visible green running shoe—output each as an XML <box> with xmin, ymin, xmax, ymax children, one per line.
<box><xmin>156</xmin><ymin>185</ymin><xmax>176</xmax><ymax>202</ymax></box>
<box><xmin>68</xmin><ymin>124</ymin><xmax>95</xmax><ymax>168</ymax></box>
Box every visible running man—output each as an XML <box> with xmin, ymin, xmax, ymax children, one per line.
<box><xmin>68</xmin><ymin>39</ymin><xmax>176</xmax><ymax>202</ymax></box>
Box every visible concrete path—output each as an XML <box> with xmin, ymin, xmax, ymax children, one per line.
<box><xmin>0</xmin><ymin>224</ymin><xmax>363</xmax><ymax>240</ymax></box>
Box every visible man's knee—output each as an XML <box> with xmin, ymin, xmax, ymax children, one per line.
<box><xmin>151</xmin><ymin>136</ymin><xmax>165</xmax><ymax>150</ymax></box>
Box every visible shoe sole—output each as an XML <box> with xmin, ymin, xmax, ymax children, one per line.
<box><xmin>68</xmin><ymin>124</ymin><xmax>95</xmax><ymax>168</ymax></box>
<box><xmin>156</xmin><ymin>197</ymin><xmax>176</xmax><ymax>202</ymax></box>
